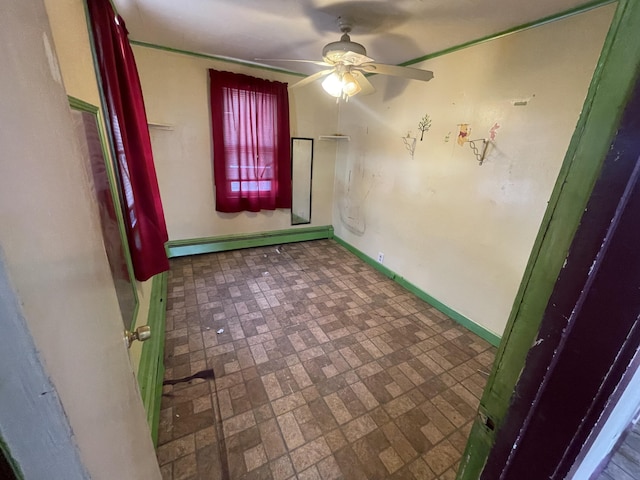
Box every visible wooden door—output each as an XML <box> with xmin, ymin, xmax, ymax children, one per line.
<box><xmin>0</xmin><ymin>0</ymin><xmax>161</xmax><ymax>477</ymax></box>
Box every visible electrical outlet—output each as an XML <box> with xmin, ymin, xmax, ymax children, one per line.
<box><xmin>377</xmin><ymin>252</ymin><xmax>384</xmax><ymax>264</ymax></box>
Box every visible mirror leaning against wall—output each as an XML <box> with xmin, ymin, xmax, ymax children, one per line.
<box><xmin>69</xmin><ymin>98</ymin><xmax>138</xmax><ymax>330</ymax></box>
<box><xmin>291</xmin><ymin>137</ymin><xmax>314</xmax><ymax>225</ymax></box>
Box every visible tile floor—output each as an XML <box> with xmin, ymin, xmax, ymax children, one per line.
<box><xmin>157</xmin><ymin>239</ymin><xmax>496</xmax><ymax>480</ymax></box>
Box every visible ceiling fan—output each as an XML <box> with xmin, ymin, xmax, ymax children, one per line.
<box><xmin>261</xmin><ymin>18</ymin><xmax>434</xmax><ymax>100</ymax></box>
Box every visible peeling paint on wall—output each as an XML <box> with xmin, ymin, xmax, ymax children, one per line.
<box><xmin>42</xmin><ymin>32</ymin><xmax>62</xmax><ymax>85</ymax></box>
<box><xmin>338</xmin><ymin>154</ymin><xmax>376</xmax><ymax>235</ymax></box>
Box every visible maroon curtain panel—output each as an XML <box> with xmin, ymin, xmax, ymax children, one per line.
<box><xmin>209</xmin><ymin>69</ymin><xmax>292</xmax><ymax>213</ymax></box>
<box><xmin>87</xmin><ymin>0</ymin><xmax>169</xmax><ymax>281</ymax></box>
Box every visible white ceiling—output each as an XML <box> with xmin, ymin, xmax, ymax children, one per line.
<box><xmin>113</xmin><ymin>0</ymin><xmax>600</xmax><ymax>75</ymax></box>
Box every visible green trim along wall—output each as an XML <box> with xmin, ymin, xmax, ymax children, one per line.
<box><xmin>165</xmin><ymin>225</ymin><xmax>335</xmax><ymax>258</ymax></box>
<box><xmin>333</xmin><ymin>237</ymin><xmax>501</xmax><ymax>347</ymax></box>
<box><xmin>130</xmin><ymin>40</ymin><xmax>305</xmax><ymax>77</ymax></box>
<box><xmin>401</xmin><ymin>0</ymin><xmax>615</xmax><ymax>67</ymax></box>
<box><xmin>136</xmin><ymin>272</ymin><xmax>167</xmax><ymax>446</ymax></box>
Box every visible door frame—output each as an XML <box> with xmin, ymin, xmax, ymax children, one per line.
<box><xmin>458</xmin><ymin>0</ymin><xmax>640</xmax><ymax>477</ymax></box>
<box><xmin>483</xmin><ymin>70</ymin><xmax>640</xmax><ymax>480</ymax></box>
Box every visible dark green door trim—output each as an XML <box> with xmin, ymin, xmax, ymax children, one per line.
<box><xmin>137</xmin><ymin>272</ymin><xmax>168</xmax><ymax>446</ymax></box>
<box><xmin>0</xmin><ymin>437</ymin><xmax>22</xmax><ymax>480</ymax></box>
<box><xmin>483</xmin><ymin>69</ymin><xmax>640</xmax><ymax>480</ymax></box>
<box><xmin>458</xmin><ymin>0</ymin><xmax>640</xmax><ymax>477</ymax></box>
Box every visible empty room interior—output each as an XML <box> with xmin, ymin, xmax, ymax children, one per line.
<box><xmin>2</xmin><ymin>0</ymin><xmax>640</xmax><ymax>479</ymax></box>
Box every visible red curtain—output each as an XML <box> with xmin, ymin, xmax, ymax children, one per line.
<box><xmin>209</xmin><ymin>70</ymin><xmax>292</xmax><ymax>213</ymax></box>
<box><xmin>87</xmin><ymin>0</ymin><xmax>169</xmax><ymax>281</ymax></box>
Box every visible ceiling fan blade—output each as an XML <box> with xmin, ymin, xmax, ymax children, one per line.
<box><xmin>289</xmin><ymin>69</ymin><xmax>335</xmax><ymax>89</ymax></box>
<box><xmin>360</xmin><ymin>62</ymin><xmax>434</xmax><ymax>82</ymax></box>
<box><xmin>255</xmin><ymin>58</ymin><xmax>333</xmax><ymax>67</ymax></box>
<box><xmin>351</xmin><ymin>70</ymin><xmax>375</xmax><ymax>96</ymax></box>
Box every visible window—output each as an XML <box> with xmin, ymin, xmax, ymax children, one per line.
<box><xmin>209</xmin><ymin>69</ymin><xmax>292</xmax><ymax>213</ymax></box>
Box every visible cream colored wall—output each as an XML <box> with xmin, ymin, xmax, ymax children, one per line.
<box><xmin>132</xmin><ymin>46</ymin><xmax>338</xmax><ymax>240</ymax></box>
<box><xmin>3</xmin><ymin>0</ymin><xmax>160</xmax><ymax>478</ymax></box>
<box><xmin>45</xmin><ymin>0</ymin><xmax>153</xmax><ymax>371</ymax></box>
<box><xmin>331</xmin><ymin>5</ymin><xmax>615</xmax><ymax>337</ymax></box>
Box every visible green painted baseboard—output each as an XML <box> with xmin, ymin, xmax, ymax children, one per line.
<box><xmin>137</xmin><ymin>272</ymin><xmax>167</xmax><ymax>446</ymax></box>
<box><xmin>333</xmin><ymin>236</ymin><xmax>502</xmax><ymax>347</ymax></box>
<box><xmin>165</xmin><ymin>225</ymin><xmax>334</xmax><ymax>258</ymax></box>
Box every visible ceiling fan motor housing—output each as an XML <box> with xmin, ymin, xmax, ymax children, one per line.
<box><xmin>322</xmin><ymin>33</ymin><xmax>367</xmax><ymax>63</ymax></box>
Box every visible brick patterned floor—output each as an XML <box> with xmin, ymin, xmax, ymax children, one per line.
<box><xmin>157</xmin><ymin>239</ymin><xmax>496</xmax><ymax>480</ymax></box>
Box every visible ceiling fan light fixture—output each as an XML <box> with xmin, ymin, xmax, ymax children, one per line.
<box><xmin>342</xmin><ymin>72</ymin><xmax>361</xmax><ymax>96</ymax></box>
<box><xmin>321</xmin><ymin>70</ymin><xmax>363</xmax><ymax>100</ymax></box>
<box><xmin>321</xmin><ymin>72</ymin><xmax>344</xmax><ymax>97</ymax></box>
<box><xmin>286</xmin><ymin>18</ymin><xmax>434</xmax><ymax>97</ymax></box>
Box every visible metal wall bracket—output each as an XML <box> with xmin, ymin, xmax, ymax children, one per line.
<box><xmin>468</xmin><ymin>138</ymin><xmax>490</xmax><ymax>165</ymax></box>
